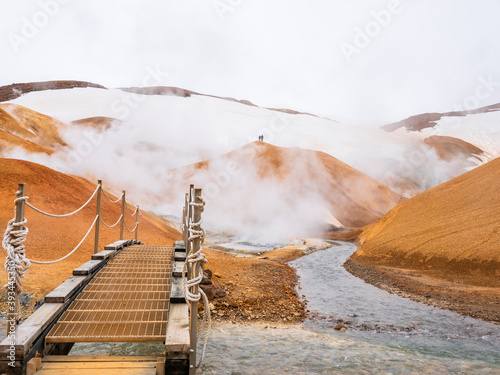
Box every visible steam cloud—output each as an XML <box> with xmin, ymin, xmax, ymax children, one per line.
<box><xmin>6</xmin><ymin>88</ymin><xmax>498</xmax><ymax>242</ymax></box>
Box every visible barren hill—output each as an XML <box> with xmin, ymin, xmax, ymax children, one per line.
<box><xmin>0</xmin><ymin>80</ymin><xmax>106</xmax><ymax>102</ymax></box>
<box><xmin>382</xmin><ymin>103</ymin><xmax>500</xmax><ymax>132</ymax></box>
<box><xmin>166</xmin><ymin>142</ymin><xmax>404</xmax><ymax>230</ymax></box>
<box><xmin>352</xmin><ymin>157</ymin><xmax>500</xmax><ymax>278</ymax></box>
<box><xmin>0</xmin><ymin>158</ymin><xmax>180</xmax><ymax>296</ymax></box>
<box><xmin>0</xmin><ymin>103</ymin><xmax>67</xmax><ymax>155</ymax></box>
<box><xmin>71</xmin><ymin>116</ymin><xmax>120</xmax><ymax>130</ymax></box>
<box><xmin>424</xmin><ymin>135</ymin><xmax>484</xmax><ymax>162</ymax></box>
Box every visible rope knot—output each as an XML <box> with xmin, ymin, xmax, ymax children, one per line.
<box><xmin>2</xmin><ymin>217</ymin><xmax>30</xmax><ymax>291</ymax></box>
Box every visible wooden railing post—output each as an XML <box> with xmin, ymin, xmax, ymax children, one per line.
<box><xmin>186</xmin><ymin>184</ymin><xmax>194</xmax><ymax>256</ymax></box>
<box><xmin>189</xmin><ymin>188</ymin><xmax>202</xmax><ymax>375</ymax></box>
<box><xmin>120</xmin><ymin>190</ymin><xmax>125</xmax><ymax>240</ymax></box>
<box><xmin>183</xmin><ymin>193</ymin><xmax>188</xmax><ymax>246</ymax></box>
<box><xmin>7</xmin><ymin>183</ymin><xmax>26</xmax><ymax>339</ymax></box>
<box><xmin>135</xmin><ymin>205</ymin><xmax>139</xmax><ymax>241</ymax></box>
<box><xmin>94</xmin><ymin>180</ymin><xmax>102</xmax><ymax>254</ymax></box>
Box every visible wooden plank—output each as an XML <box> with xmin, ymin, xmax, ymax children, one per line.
<box><xmin>174</xmin><ymin>252</ymin><xmax>186</xmax><ymax>262</ymax></box>
<box><xmin>170</xmin><ymin>277</ymin><xmax>185</xmax><ymax>303</ymax></box>
<box><xmin>73</xmin><ymin>260</ymin><xmax>104</xmax><ymax>276</ymax></box>
<box><xmin>172</xmin><ymin>261</ymin><xmax>186</xmax><ymax>278</ymax></box>
<box><xmin>26</xmin><ymin>357</ymin><xmax>41</xmax><ymax>375</ymax></box>
<box><xmin>91</xmin><ymin>250</ymin><xmax>115</xmax><ymax>261</ymax></box>
<box><xmin>104</xmin><ymin>240</ymin><xmax>129</xmax><ymax>250</ymax></box>
<box><xmin>39</xmin><ymin>362</ymin><xmax>157</xmax><ymax>369</ymax></box>
<box><xmin>45</xmin><ymin>335</ymin><xmax>165</xmax><ymax>344</ymax></box>
<box><xmin>36</xmin><ymin>368</ymin><xmax>156</xmax><ymax>375</ymax></box>
<box><xmin>0</xmin><ymin>303</ymin><xmax>65</xmax><ymax>357</ymax></box>
<box><xmin>165</xmin><ymin>303</ymin><xmax>190</xmax><ymax>354</ymax></box>
<box><xmin>43</xmin><ymin>356</ymin><xmax>159</xmax><ymax>362</ymax></box>
<box><xmin>44</xmin><ymin>276</ymin><xmax>89</xmax><ymax>303</ymax></box>
<box><xmin>174</xmin><ymin>241</ymin><xmax>185</xmax><ymax>251</ymax></box>
<box><xmin>156</xmin><ymin>357</ymin><xmax>165</xmax><ymax>375</ymax></box>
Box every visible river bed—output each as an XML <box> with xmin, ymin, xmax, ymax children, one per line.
<box><xmin>70</xmin><ymin>242</ymin><xmax>499</xmax><ymax>374</ymax></box>
<box><xmin>3</xmin><ymin>242</ymin><xmax>498</xmax><ymax>373</ymax></box>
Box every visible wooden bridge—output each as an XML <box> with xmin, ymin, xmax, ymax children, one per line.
<box><xmin>1</xmin><ymin>184</ymin><xmax>207</xmax><ymax>375</ymax></box>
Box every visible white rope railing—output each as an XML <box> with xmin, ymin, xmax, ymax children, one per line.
<box><xmin>29</xmin><ymin>216</ymin><xmax>98</xmax><ymax>264</ymax></box>
<box><xmin>126</xmin><ymin>205</ymin><xmax>139</xmax><ymax>216</ymax></box>
<box><xmin>124</xmin><ymin>219</ymin><xmax>139</xmax><ymax>233</ymax></box>
<box><xmin>102</xmin><ymin>189</ymin><xmax>123</xmax><ymax>204</ymax></box>
<box><xmin>100</xmin><ymin>214</ymin><xmax>123</xmax><ymax>228</ymax></box>
<box><xmin>25</xmin><ymin>185</ymin><xmax>99</xmax><ymax>218</ymax></box>
<box><xmin>183</xmin><ymin>197</ymin><xmax>211</xmax><ymax>369</ymax></box>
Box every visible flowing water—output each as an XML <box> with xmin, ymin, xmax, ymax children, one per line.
<box><xmin>199</xmin><ymin>242</ymin><xmax>500</xmax><ymax>374</ymax></box>
<box><xmin>6</xmin><ymin>242</ymin><xmax>500</xmax><ymax>373</ymax></box>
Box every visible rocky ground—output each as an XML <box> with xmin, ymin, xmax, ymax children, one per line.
<box><xmin>198</xmin><ymin>239</ymin><xmax>331</xmax><ymax>323</ymax></box>
<box><xmin>344</xmin><ymin>259</ymin><xmax>500</xmax><ymax>324</ymax></box>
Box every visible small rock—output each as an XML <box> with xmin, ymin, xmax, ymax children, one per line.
<box><xmin>19</xmin><ymin>293</ymin><xmax>33</xmax><ymax>308</ymax></box>
<box><xmin>209</xmin><ymin>303</ymin><xmax>215</xmax><ymax>311</ymax></box>
<box><xmin>334</xmin><ymin>324</ymin><xmax>346</xmax><ymax>331</ymax></box>
<box><xmin>214</xmin><ymin>286</ymin><xmax>227</xmax><ymax>298</ymax></box>
<box><xmin>200</xmin><ymin>285</ymin><xmax>216</xmax><ymax>301</ymax></box>
<box><xmin>214</xmin><ymin>273</ymin><xmax>222</xmax><ymax>278</ymax></box>
<box><xmin>34</xmin><ymin>299</ymin><xmax>44</xmax><ymax>310</ymax></box>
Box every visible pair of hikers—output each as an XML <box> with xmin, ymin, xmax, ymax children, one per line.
<box><xmin>258</xmin><ymin>135</ymin><xmax>264</xmax><ymax>141</ymax></box>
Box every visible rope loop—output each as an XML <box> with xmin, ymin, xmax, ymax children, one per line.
<box><xmin>124</xmin><ymin>219</ymin><xmax>139</xmax><ymax>233</ymax></box>
<box><xmin>29</xmin><ymin>216</ymin><xmax>98</xmax><ymax>264</ymax></box>
<box><xmin>26</xmin><ymin>185</ymin><xmax>99</xmax><ymax>218</ymax></box>
<box><xmin>102</xmin><ymin>190</ymin><xmax>123</xmax><ymax>204</ymax></box>
<box><xmin>100</xmin><ymin>214</ymin><xmax>123</xmax><ymax>228</ymax></box>
<box><xmin>126</xmin><ymin>205</ymin><xmax>139</xmax><ymax>217</ymax></box>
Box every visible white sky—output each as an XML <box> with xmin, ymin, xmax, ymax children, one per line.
<box><xmin>1</xmin><ymin>0</ymin><xmax>500</xmax><ymax>121</ymax></box>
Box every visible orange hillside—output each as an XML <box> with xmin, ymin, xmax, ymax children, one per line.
<box><xmin>424</xmin><ymin>135</ymin><xmax>484</xmax><ymax>162</ymax></box>
<box><xmin>352</xmin><ymin>157</ymin><xmax>500</xmax><ymax>280</ymax></box>
<box><xmin>167</xmin><ymin>142</ymin><xmax>404</xmax><ymax>228</ymax></box>
<box><xmin>0</xmin><ymin>158</ymin><xmax>180</xmax><ymax>297</ymax></box>
<box><xmin>0</xmin><ymin>103</ymin><xmax>67</xmax><ymax>155</ymax></box>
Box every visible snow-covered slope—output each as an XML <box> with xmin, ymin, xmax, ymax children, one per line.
<box><xmin>6</xmin><ymin>87</ymin><xmax>499</xmax><ymax>205</ymax></box>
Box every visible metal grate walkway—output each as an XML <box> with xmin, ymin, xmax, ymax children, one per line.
<box><xmin>45</xmin><ymin>245</ymin><xmax>174</xmax><ymax>343</ymax></box>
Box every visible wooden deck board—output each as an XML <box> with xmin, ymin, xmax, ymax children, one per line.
<box><xmin>165</xmin><ymin>303</ymin><xmax>190</xmax><ymax>353</ymax></box>
<box><xmin>44</xmin><ymin>276</ymin><xmax>89</xmax><ymax>303</ymax></box>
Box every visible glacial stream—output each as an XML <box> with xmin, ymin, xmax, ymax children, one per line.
<box><xmin>68</xmin><ymin>242</ymin><xmax>500</xmax><ymax>374</ymax></box>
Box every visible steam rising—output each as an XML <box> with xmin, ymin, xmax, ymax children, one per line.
<box><xmin>6</xmin><ymin>88</ymin><xmax>499</xmax><ymax>242</ymax></box>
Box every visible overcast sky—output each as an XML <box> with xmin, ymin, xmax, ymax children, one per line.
<box><xmin>1</xmin><ymin>0</ymin><xmax>500</xmax><ymax>121</ymax></box>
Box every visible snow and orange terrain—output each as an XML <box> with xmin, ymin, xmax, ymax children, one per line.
<box><xmin>6</xmin><ymin>85</ymin><xmax>497</xmax><ymax>199</ymax></box>
<box><xmin>161</xmin><ymin>142</ymin><xmax>403</xmax><ymax>240</ymax></box>
<box><xmin>352</xmin><ymin>157</ymin><xmax>500</xmax><ymax>280</ymax></box>
<box><xmin>0</xmin><ymin>103</ymin><xmax>67</xmax><ymax>155</ymax></box>
<box><xmin>1</xmin><ymin>82</ymin><xmax>498</xmax><ymax>242</ymax></box>
<box><xmin>0</xmin><ymin>158</ymin><xmax>180</xmax><ymax>296</ymax></box>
